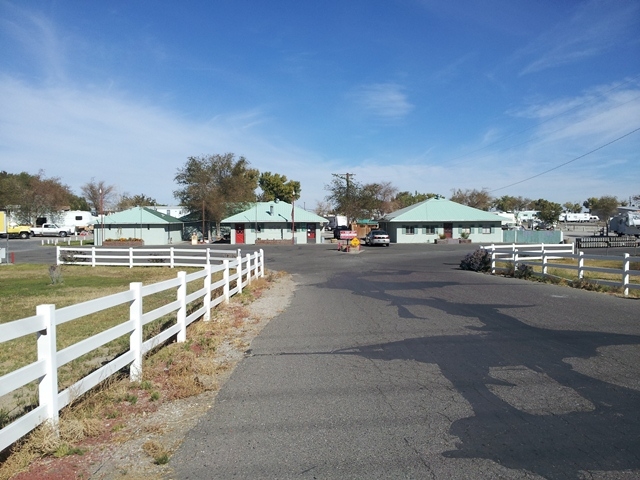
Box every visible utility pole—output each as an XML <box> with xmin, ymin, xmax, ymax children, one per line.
<box><xmin>332</xmin><ymin>173</ymin><xmax>355</xmax><ymax>224</ymax></box>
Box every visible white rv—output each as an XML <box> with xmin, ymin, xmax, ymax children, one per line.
<box><xmin>609</xmin><ymin>210</ymin><xmax>640</xmax><ymax>237</ymax></box>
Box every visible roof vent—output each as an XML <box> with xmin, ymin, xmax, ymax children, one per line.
<box><xmin>270</xmin><ymin>205</ymin><xmax>274</xmax><ymax>215</ymax></box>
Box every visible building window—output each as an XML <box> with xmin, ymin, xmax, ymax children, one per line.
<box><xmin>425</xmin><ymin>225</ymin><xmax>436</xmax><ymax>234</ymax></box>
<box><xmin>482</xmin><ymin>226</ymin><xmax>492</xmax><ymax>234</ymax></box>
<box><xmin>460</xmin><ymin>227</ymin><xmax>471</xmax><ymax>235</ymax></box>
<box><xmin>405</xmin><ymin>226</ymin><xmax>415</xmax><ymax>235</ymax></box>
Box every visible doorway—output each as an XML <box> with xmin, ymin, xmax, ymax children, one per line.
<box><xmin>443</xmin><ymin>223</ymin><xmax>453</xmax><ymax>239</ymax></box>
<box><xmin>235</xmin><ymin>224</ymin><xmax>245</xmax><ymax>244</ymax></box>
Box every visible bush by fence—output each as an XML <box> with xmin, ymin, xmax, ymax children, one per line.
<box><xmin>482</xmin><ymin>243</ymin><xmax>639</xmax><ymax>297</ymax></box>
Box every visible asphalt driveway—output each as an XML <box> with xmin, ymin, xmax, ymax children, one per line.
<box><xmin>170</xmin><ymin>244</ymin><xmax>640</xmax><ymax>479</ymax></box>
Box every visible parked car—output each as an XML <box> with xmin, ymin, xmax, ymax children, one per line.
<box><xmin>365</xmin><ymin>229</ymin><xmax>390</xmax><ymax>246</ymax></box>
<box><xmin>333</xmin><ymin>225</ymin><xmax>351</xmax><ymax>239</ymax></box>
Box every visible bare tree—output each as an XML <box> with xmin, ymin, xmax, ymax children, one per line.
<box><xmin>81</xmin><ymin>178</ymin><xmax>116</xmax><ymax>214</ymax></box>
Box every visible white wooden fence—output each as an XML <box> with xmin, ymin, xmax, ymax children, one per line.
<box><xmin>482</xmin><ymin>243</ymin><xmax>639</xmax><ymax>297</ymax></box>
<box><xmin>56</xmin><ymin>246</ymin><xmax>242</xmax><ymax>268</ymax></box>
<box><xmin>0</xmin><ymin>249</ymin><xmax>264</xmax><ymax>453</ymax></box>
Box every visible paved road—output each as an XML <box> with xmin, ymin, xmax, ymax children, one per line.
<box><xmin>170</xmin><ymin>243</ymin><xmax>640</xmax><ymax>479</ymax></box>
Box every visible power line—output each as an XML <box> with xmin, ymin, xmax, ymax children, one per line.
<box><xmin>489</xmin><ymin>126</ymin><xmax>640</xmax><ymax>193</ymax></box>
<box><xmin>446</xmin><ymin>73</ymin><xmax>640</xmax><ymax>164</ymax></box>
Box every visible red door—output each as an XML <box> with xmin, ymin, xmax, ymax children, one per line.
<box><xmin>235</xmin><ymin>224</ymin><xmax>245</xmax><ymax>244</ymax></box>
<box><xmin>444</xmin><ymin>223</ymin><xmax>453</xmax><ymax>239</ymax></box>
<box><xmin>307</xmin><ymin>223</ymin><xmax>316</xmax><ymax>243</ymax></box>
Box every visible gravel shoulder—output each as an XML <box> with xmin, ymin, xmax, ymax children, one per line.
<box><xmin>9</xmin><ymin>272</ymin><xmax>295</xmax><ymax>480</ymax></box>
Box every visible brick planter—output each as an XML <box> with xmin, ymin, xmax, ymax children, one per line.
<box><xmin>103</xmin><ymin>240</ymin><xmax>144</xmax><ymax>247</ymax></box>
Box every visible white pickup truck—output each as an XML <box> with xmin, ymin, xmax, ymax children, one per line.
<box><xmin>30</xmin><ymin>223</ymin><xmax>75</xmax><ymax>237</ymax></box>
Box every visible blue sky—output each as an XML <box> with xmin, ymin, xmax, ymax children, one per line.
<box><xmin>1</xmin><ymin>0</ymin><xmax>639</xmax><ymax>210</ymax></box>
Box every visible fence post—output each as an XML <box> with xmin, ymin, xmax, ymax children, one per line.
<box><xmin>204</xmin><ymin>264</ymin><xmax>212</xmax><ymax>321</ymax></box>
<box><xmin>623</xmin><ymin>253</ymin><xmax>630</xmax><ymax>297</ymax></box>
<box><xmin>91</xmin><ymin>246</ymin><xmax>96</xmax><ymax>267</ymax></box>
<box><xmin>542</xmin><ymin>252</ymin><xmax>548</xmax><ymax>277</ymax></box>
<box><xmin>236</xmin><ymin>252</ymin><xmax>243</xmax><ymax>295</ymax></box>
<box><xmin>206</xmin><ymin>247</ymin><xmax>211</xmax><ymax>265</ymax></box>
<box><xmin>170</xmin><ymin>247</ymin><xmax>175</xmax><ymax>269</ymax></box>
<box><xmin>177</xmin><ymin>271</ymin><xmax>187</xmax><ymax>342</ymax></box>
<box><xmin>489</xmin><ymin>244</ymin><xmax>496</xmax><ymax>274</ymax></box>
<box><xmin>253</xmin><ymin>252</ymin><xmax>259</xmax><ymax>279</ymax></box>
<box><xmin>578</xmin><ymin>251</ymin><xmax>585</xmax><ymax>279</ymax></box>
<box><xmin>129</xmin><ymin>282</ymin><xmax>143</xmax><ymax>382</ymax></box>
<box><xmin>56</xmin><ymin>246</ymin><xmax>61</xmax><ymax>265</ymax></box>
<box><xmin>129</xmin><ymin>247</ymin><xmax>134</xmax><ymax>268</ymax></box>
<box><xmin>223</xmin><ymin>259</ymin><xmax>230</xmax><ymax>304</ymax></box>
<box><xmin>246</xmin><ymin>253</ymin><xmax>252</xmax><ymax>285</ymax></box>
<box><xmin>36</xmin><ymin>304</ymin><xmax>59</xmax><ymax>435</ymax></box>
<box><xmin>260</xmin><ymin>249</ymin><xmax>265</xmax><ymax>278</ymax></box>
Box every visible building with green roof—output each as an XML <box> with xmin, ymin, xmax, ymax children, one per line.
<box><xmin>221</xmin><ymin>200</ymin><xmax>328</xmax><ymax>245</ymax></box>
<box><xmin>378</xmin><ymin>197</ymin><xmax>504</xmax><ymax>244</ymax></box>
<box><xmin>94</xmin><ymin>206</ymin><xmax>184</xmax><ymax>246</ymax></box>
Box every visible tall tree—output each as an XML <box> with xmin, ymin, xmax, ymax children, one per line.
<box><xmin>493</xmin><ymin>195</ymin><xmax>533</xmax><ymax>212</ymax></box>
<box><xmin>0</xmin><ymin>170</ymin><xmax>73</xmax><ymax>223</ymax></box>
<box><xmin>393</xmin><ymin>191</ymin><xmax>439</xmax><ymax>209</ymax></box>
<box><xmin>68</xmin><ymin>193</ymin><xmax>91</xmax><ymax>211</ymax></box>
<box><xmin>450</xmin><ymin>188</ymin><xmax>493</xmax><ymax>211</ymax></box>
<box><xmin>81</xmin><ymin>178</ymin><xmax>116</xmax><ymax>214</ymax></box>
<box><xmin>258</xmin><ymin>172</ymin><xmax>301</xmax><ymax>203</ymax></box>
<box><xmin>359</xmin><ymin>181</ymin><xmax>398</xmax><ymax>218</ymax></box>
<box><xmin>324</xmin><ymin>173</ymin><xmax>361</xmax><ymax>223</ymax></box>
<box><xmin>583</xmin><ymin>196</ymin><xmax>619</xmax><ymax>222</ymax></box>
<box><xmin>562</xmin><ymin>202</ymin><xmax>583</xmax><ymax>213</ymax></box>
<box><xmin>115</xmin><ymin>194</ymin><xmax>158</xmax><ymax>211</ymax></box>
<box><xmin>531</xmin><ymin>198</ymin><xmax>563</xmax><ymax>224</ymax></box>
<box><xmin>174</xmin><ymin>153</ymin><xmax>259</xmax><ymax>236</ymax></box>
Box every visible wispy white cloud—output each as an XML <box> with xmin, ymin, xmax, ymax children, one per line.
<box><xmin>0</xmin><ymin>2</ymin><xmax>67</xmax><ymax>82</ymax></box>
<box><xmin>350</xmin><ymin>83</ymin><xmax>414</xmax><ymax>119</ymax></box>
<box><xmin>0</xmin><ymin>76</ymin><xmax>338</xmax><ymax>207</ymax></box>
<box><xmin>518</xmin><ymin>1</ymin><xmax>640</xmax><ymax>75</ymax></box>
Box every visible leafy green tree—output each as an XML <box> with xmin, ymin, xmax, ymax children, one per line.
<box><xmin>583</xmin><ymin>196</ymin><xmax>619</xmax><ymax>222</ymax></box>
<box><xmin>116</xmin><ymin>194</ymin><xmax>158</xmax><ymax>211</ymax></box>
<box><xmin>531</xmin><ymin>198</ymin><xmax>562</xmax><ymax>224</ymax></box>
<box><xmin>0</xmin><ymin>170</ymin><xmax>74</xmax><ymax>224</ymax></box>
<box><xmin>174</xmin><ymin>153</ymin><xmax>259</xmax><ymax>237</ymax></box>
<box><xmin>358</xmin><ymin>182</ymin><xmax>397</xmax><ymax>218</ymax></box>
<box><xmin>493</xmin><ymin>195</ymin><xmax>533</xmax><ymax>212</ymax></box>
<box><xmin>324</xmin><ymin>174</ymin><xmax>362</xmax><ymax>223</ymax></box>
<box><xmin>68</xmin><ymin>194</ymin><xmax>91</xmax><ymax>211</ymax></box>
<box><xmin>562</xmin><ymin>202</ymin><xmax>582</xmax><ymax>213</ymax></box>
<box><xmin>450</xmin><ymin>188</ymin><xmax>493</xmax><ymax>211</ymax></box>
<box><xmin>258</xmin><ymin>172</ymin><xmax>301</xmax><ymax>203</ymax></box>
<box><xmin>394</xmin><ymin>191</ymin><xmax>439</xmax><ymax>209</ymax></box>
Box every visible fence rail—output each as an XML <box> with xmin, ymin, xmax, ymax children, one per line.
<box><xmin>0</xmin><ymin>249</ymin><xmax>264</xmax><ymax>453</ymax></box>
<box><xmin>575</xmin><ymin>236</ymin><xmax>639</xmax><ymax>249</ymax></box>
<box><xmin>57</xmin><ymin>246</ymin><xmax>241</xmax><ymax>268</ymax></box>
<box><xmin>482</xmin><ymin>243</ymin><xmax>639</xmax><ymax>297</ymax></box>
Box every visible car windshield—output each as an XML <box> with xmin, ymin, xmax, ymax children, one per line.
<box><xmin>371</xmin><ymin>230</ymin><xmax>387</xmax><ymax>235</ymax></box>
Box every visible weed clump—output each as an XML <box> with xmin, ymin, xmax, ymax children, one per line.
<box><xmin>460</xmin><ymin>249</ymin><xmax>491</xmax><ymax>272</ymax></box>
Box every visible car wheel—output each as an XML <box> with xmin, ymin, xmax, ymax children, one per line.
<box><xmin>19</xmin><ymin>232</ymin><xmax>29</xmax><ymax>239</ymax></box>
<box><xmin>59</xmin><ymin>231</ymin><xmax>67</xmax><ymax>237</ymax></box>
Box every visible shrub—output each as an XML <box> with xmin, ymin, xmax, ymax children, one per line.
<box><xmin>460</xmin><ymin>249</ymin><xmax>491</xmax><ymax>272</ymax></box>
<box><xmin>514</xmin><ymin>263</ymin><xmax>534</xmax><ymax>280</ymax></box>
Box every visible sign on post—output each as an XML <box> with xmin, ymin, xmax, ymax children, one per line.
<box><xmin>339</xmin><ymin>230</ymin><xmax>357</xmax><ymax>240</ymax></box>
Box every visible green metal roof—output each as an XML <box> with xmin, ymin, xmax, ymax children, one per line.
<box><xmin>221</xmin><ymin>201</ymin><xmax>328</xmax><ymax>224</ymax></box>
<box><xmin>381</xmin><ymin>198</ymin><xmax>503</xmax><ymax>223</ymax></box>
<box><xmin>101</xmin><ymin>206</ymin><xmax>183</xmax><ymax>225</ymax></box>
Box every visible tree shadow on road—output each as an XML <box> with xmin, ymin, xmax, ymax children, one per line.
<box><xmin>321</xmin><ymin>271</ymin><xmax>640</xmax><ymax>478</ymax></box>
